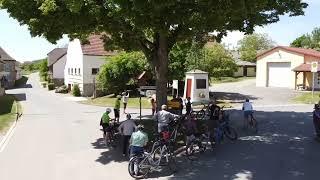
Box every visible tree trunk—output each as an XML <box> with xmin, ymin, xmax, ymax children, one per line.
<box><xmin>153</xmin><ymin>34</ymin><xmax>169</xmax><ymax>110</ymax></box>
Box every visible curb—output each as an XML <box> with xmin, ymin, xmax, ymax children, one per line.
<box><xmin>0</xmin><ymin>99</ymin><xmax>22</xmax><ymax>153</ymax></box>
<box><xmin>0</xmin><ymin>119</ymin><xmax>17</xmax><ymax>152</ymax></box>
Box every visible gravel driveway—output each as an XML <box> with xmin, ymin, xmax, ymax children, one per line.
<box><xmin>210</xmin><ymin>79</ymin><xmax>300</xmax><ymax>106</ymax></box>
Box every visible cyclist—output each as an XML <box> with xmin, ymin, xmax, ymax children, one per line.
<box><xmin>242</xmin><ymin>98</ymin><xmax>253</xmax><ymax>129</ymax></box>
<box><xmin>118</xmin><ymin>113</ymin><xmax>137</xmax><ymax>157</ymax></box>
<box><xmin>185</xmin><ymin>97</ymin><xmax>192</xmax><ymax>115</ymax></box>
<box><xmin>209</xmin><ymin>100</ymin><xmax>221</xmax><ymax>121</ymax></box>
<box><xmin>154</xmin><ymin>104</ymin><xmax>179</xmax><ymax>133</ymax></box>
<box><xmin>100</xmin><ymin>108</ymin><xmax>112</xmax><ymax>146</ymax></box>
<box><xmin>114</xmin><ymin>95</ymin><xmax>121</xmax><ymax>123</ymax></box>
<box><xmin>313</xmin><ymin>104</ymin><xmax>320</xmax><ymax>140</ymax></box>
<box><xmin>129</xmin><ymin>124</ymin><xmax>148</xmax><ymax>157</ymax></box>
<box><xmin>122</xmin><ymin>91</ymin><xmax>129</xmax><ymax>114</ymax></box>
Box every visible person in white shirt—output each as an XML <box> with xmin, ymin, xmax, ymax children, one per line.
<box><xmin>242</xmin><ymin>98</ymin><xmax>253</xmax><ymax>129</ymax></box>
<box><xmin>154</xmin><ymin>104</ymin><xmax>179</xmax><ymax>133</ymax></box>
<box><xmin>118</xmin><ymin>113</ymin><xmax>136</xmax><ymax>156</ymax></box>
<box><xmin>122</xmin><ymin>91</ymin><xmax>129</xmax><ymax>114</ymax></box>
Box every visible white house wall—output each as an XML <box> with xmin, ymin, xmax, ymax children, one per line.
<box><xmin>64</xmin><ymin>39</ymin><xmax>84</xmax><ymax>91</ymax></box>
<box><xmin>82</xmin><ymin>55</ymin><xmax>107</xmax><ymax>84</ymax></box>
<box><xmin>53</xmin><ymin>54</ymin><xmax>66</xmax><ymax>79</ymax></box>
<box><xmin>256</xmin><ymin>50</ymin><xmax>304</xmax><ymax>89</ymax></box>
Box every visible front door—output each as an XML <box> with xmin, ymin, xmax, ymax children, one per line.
<box><xmin>186</xmin><ymin>79</ymin><xmax>192</xmax><ymax>98</ymax></box>
<box><xmin>243</xmin><ymin>66</ymin><xmax>248</xmax><ymax>77</ymax></box>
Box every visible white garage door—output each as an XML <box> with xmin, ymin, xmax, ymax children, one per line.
<box><xmin>268</xmin><ymin>62</ymin><xmax>291</xmax><ymax>88</ymax></box>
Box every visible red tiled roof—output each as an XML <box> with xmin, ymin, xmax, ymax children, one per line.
<box><xmin>257</xmin><ymin>46</ymin><xmax>320</xmax><ymax>59</ymax></box>
<box><xmin>293</xmin><ymin>63</ymin><xmax>320</xmax><ymax>72</ymax></box>
<box><xmin>81</xmin><ymin>35</ymin><xmax>116</xmax><ymax>56</ymax></box>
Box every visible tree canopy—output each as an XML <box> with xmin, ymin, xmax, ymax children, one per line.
<box><xmin>186</xmin><ymin>42</ymin><xmax>237</xmax><ymax>78</ymax></box>
<box><xmin>291</xmin><ymin>27</ymin><xmax>320</xmax><ymax>50</ymax></box>
<box><xmin>97</xmin><ymin>52</ymin><xmax>147</xmax><ymax>94</ymax></box>
<box><xmin>238</xmin><ymin>33</ymin><xmax>275</xmax><ymax>62</ymax></box>
<box><xmin>0</xmin><ymin>0</ymin><xmax>308</xmax><ymax>106</ymax></box>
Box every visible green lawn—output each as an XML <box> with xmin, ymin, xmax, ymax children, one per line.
<box><xmin>81</xmin><ymin>96</ymin><xmax>153</xmax><ymax>109</ymax></box>
<box><xmin>0</xmin><ymin>95</ymin><xmax>19</xmax><ymax>132</ymax></box>
<box><xmin>210</xmin><ymin>76</ymin><xmax>255</xmax><ymax>84</ymax></box>
<box><xmin>291</xmin><ymin>92</ymin><xmax>320</xmax><ymax>104</ymax></box>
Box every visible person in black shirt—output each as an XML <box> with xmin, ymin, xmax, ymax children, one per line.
<box><xmin>185</xmin><ymin>97</ymin><xmax>192</xmax><ymax>115</ymax></box>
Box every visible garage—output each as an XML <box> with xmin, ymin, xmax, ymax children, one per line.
<box><xmin>268</xmin><ymin>62</ymin><xmax>291</xmax><ymax>88</ymax></box>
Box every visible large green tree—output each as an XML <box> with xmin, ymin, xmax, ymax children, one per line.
<box><xmin>291</xmin><ymin>27</ymin><xmax>320</xmax><ymax>50</ymax></box>
<box><xmin>0</xmin><ymin>0</ymin><xmax>307</xmax><ymax>107</ymax></box>
<box><xmin>186</xmin><ymin>42</ymin><xmax>237</xmax><ymax>78</ymax></box>
<box><xmin>97</xmin><ymin>52</ymin><xmax>147</xmax><ymax>94</ymax></box>
<box><xmin>238</xmin><ymin>33</ymin><xmax>275</xmax><ymax>62</ymax></box>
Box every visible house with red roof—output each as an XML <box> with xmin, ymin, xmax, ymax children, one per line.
<box><xmin>256</xmin><ymin>46</ymin><xmax>320</xmax><ymax>90</ymax></box>
<box><xmin>64</xmin><ymin>35</ymin><xmax>116</xmax><ymax>96</ymax></box>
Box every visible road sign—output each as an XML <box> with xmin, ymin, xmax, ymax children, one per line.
<box><xmin>311</xmin><ymin>62</ymin><xmax>318</xmax><ymax>72</ymax></box>
<box><xmin>139</xmin><ymin>86</ymin><xmax>156</xmax><ymax>90</ymax></box>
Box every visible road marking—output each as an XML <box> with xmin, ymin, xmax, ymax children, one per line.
<box><xmin>0</xmin><ymin>120</ymin><xmax>18</xmax><ymax>153</ymax></box>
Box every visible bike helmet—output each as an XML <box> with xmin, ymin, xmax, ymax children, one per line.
<box><xmin>126</xmin><ymin>113</ymin><xmax>132</xmax><ymax>119</ymax></box>
<box><xmin>105</xmin><ymin>108</ymin><xmax>112</xmax><ymax>113</ymax></box>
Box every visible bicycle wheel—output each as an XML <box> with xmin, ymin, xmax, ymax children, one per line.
<box><xmin>251</xmin><ymin>118</ymin><xmax>258</xmax><ymax>133</ymax></box>
<box><xmin>128</xmin><ymin>156</ymin><xmax>150</xmax><ymax>179</ymax></box>
<box><xmin>196</xmin><ymin>110</ymin><xmax>205</xmax><ymax>120</ymax></box>
<box><xmin>167</xmin><ymin>156</ymin><xmax>178</xmax><ymax>173</ymax></box>
<box><xmin>185</xmin><ymin>141</ymin><xmax>196</xmax><ymax>157</ymax></box>
<box><xmin>224</xmin><ymin>126</ymin><xmax>238</xmax><ymax>141</ymax></box>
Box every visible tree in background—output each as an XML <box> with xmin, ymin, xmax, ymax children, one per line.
<box><xmin>186</xmin><ymin>42</ymin><xmax>237</xmax><ymax>78</ymax></box>
<box><xmin>39</xmin><ymin>59</ymin><xmax>49</xmax><ymax>81</ymax></box>
<box><xmin>97</xmin><ymin>52</ymin><xmax>148</xmax><ymax>94</ymax></box>
<box><xmin>291</xmin><ymin>27</ymin><xmax>320</xmax><ymax>50</ymax></box>
<box><xmin>168</xmin><ymin>42</ymin><xmax>192</xmax><ymax>81</ymax></box>
<box><xmin>1</xmin><ymin>0</ymin><xmax>307</xmax><ymax>107</ymax></box>
<box><xmin>238</xmin><ymin>33</ymin><xmax>275</xmax><ymax>62</ymax></box>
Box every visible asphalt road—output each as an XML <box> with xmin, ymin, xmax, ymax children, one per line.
<box><xmin>210</xmin><ymin>79</ymin><xmax>299</xmax><ymax>105</ymax></box>
<box><xmin>0</xmin><ymin>74</ymin><xmax>319</xmax><ymax>180</ymax></box>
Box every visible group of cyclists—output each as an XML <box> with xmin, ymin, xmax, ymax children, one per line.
<box><xmin>100</xmin><ymin>96</ymin><xmax>256</xmax><ymax>157</ymax></box>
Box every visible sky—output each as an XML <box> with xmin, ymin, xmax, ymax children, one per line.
<box><xmin>0</xmin><ymin>0</ymin><xmax>319</xmax><ymax>62</ymax></box>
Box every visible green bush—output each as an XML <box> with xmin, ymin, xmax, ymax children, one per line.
<box><xmin>72</xmin><ymin>84</ymin><xmax>81</xmax><ymax>97</ymax></box>
<box><xmin>48</xmin><ymin>83</ymin><xmax>55</xmax><ymax>91</ymax></box>
<box><xmin>97</xmin><ymin>52</ymin><xmax>148</xmax><ymax>94</ymax></box>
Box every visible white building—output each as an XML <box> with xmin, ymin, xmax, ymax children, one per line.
<box><xmin>47</xmin><ymin>48</ymin><xmax>67</xmax><ymax>86</ymax></box>
<box><xmin>183</xmin><ymin>70</ymin><xmax>210</xmax><ymax>103</ymax></box>
<box><xmin>64</xmin><ymin>35</ymin><xmax>116</xmax><ymax>96</ymax></box>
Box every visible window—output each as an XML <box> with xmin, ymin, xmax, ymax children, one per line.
<box><xmin>68</xmin><ymin>68</ymin><xmax>70</xmax><ymax>75</ymax></box>
<box><xmin>92</xmin><ymin>68</ymin><xmax>99</xmax><ymax>75</ymax></box>
<box><xmin>71</xmin><ymin>68</ymin><xmax>73</xmax><ymax>75</ymax></box>
<box><xmin>78</xmin><ymin>68</ymin><xmax>81</xmax><ymax>75</ymax></box>
<box><xmin>196</xmin><ymin>79</ymin><xmax>207</xmax><ymax>89</ymax></box>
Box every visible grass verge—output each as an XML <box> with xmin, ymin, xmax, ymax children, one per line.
<box><xmin>0</xmin><ymin>95</ymin><xmax>20</xmax><ymax>132</ymax></box>
<box><xmin>291</xmin><ymin>92</ymin><xmax>320</xmax><ymax>104</ymax></box>
<box><xmin>210</xmin><ymin>76</ymin><xmax>255</xmax><ymax>84</ymax></box>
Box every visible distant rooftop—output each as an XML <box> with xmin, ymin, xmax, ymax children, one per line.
<box><xmin>47</xmin><ymin>48</ymin><xmax>67</xmax><ymax>66</ymax></box>
<box><xmin>0</xmin><ymin>46</ymin><xmax>15</xmax><ymax>61</ymax></box>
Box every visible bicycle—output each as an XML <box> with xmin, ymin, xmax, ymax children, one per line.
<box><xmin>128</xmin><ymin>139</ymin><xmax>177</xmax><ymax>179</ymax></box>
<box><xmin>247</xmin><ymin>112</ymin><xmax>258</xmax><ymax>133</ymax></box>
<box><xmin>185</xmin><ymin>132</ymin><xmax>212</xmax><ymax>159</ymax></box>
<box><xmin>194</xmin><ymin>102</ymin><xmax>209</xmax><ymax>120</ymax></box>
<box><xmin>102</xmin><ymin>119</ymin><xmax>120</xmax><ymax>147</ymax></box>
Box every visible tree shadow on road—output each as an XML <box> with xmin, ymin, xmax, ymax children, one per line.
<box><xmin>92</xmin><ymin>138</ymin><xmax>128</xmax><ymax>165</ymax></box>
<box><xmin>212</xmin><ymin>91</ymin><xmax>258</xmax><ymax>103</ymax></box>
<box><xmin>167</xmin><ymin>109</ymin><xmax>320</xmax><ymax>180</ymax></box>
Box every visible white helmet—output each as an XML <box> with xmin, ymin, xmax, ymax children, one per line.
<box><xmin>105</xmin><ymin>108</ymin><xmax>112</xmax><ymax>113</ymax></box>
